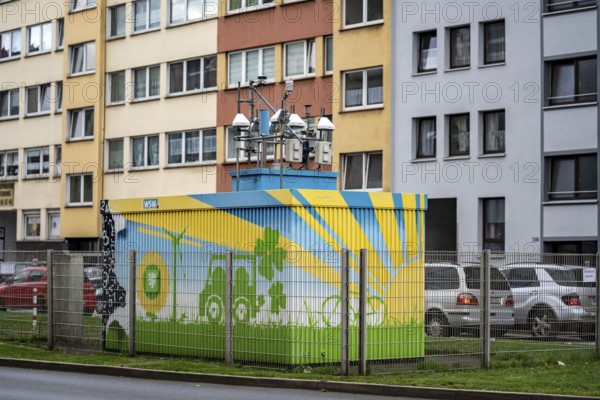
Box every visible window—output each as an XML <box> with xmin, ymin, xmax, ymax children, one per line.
<box><xmin>342</xmin><ymin>152</ymin><xmax>382</xmax><ymax>190</ymax></box>
<box><xmin>548</xmin><ymin>154</ymin><xmax>597</xmax><ymax>200</ymax></box>
<box><xmin>228</xmin><ymin>0</ymin><xmax>273</xmax><ymax>12</ymax></box>
<box><xmin>343</xmin><ymin>67</ymin><xmax>383</xmax><ymax>109</ymax></box>
<box><xmin>108</xmin><ymin>71</ymin><xmax>125</xmax><ymax>104</ymax></box>
<box><xmin>171</xmin><ymin>0</ymin><xmax>218</xmax><ymax>23</ymax></box>
<box><xmin>69</xmin><ymin>0</ymin><xmax>96</xmax><ymax>12</ymax></box>
<box><xmin>55</xmin><ymin>145</ymin><xmax>62</xmax><ymax>162</ymax></box>
<box><xmin>167</xmin><ymin>129</ymin><xmax>216</xmax><ymax>165</ymax></box>
<box><xmin>25</xmin><ymin>147</ymin><xmax>50</xmax><ymax>176</ymax></box>
<box><xmin>226</xmin><ymin>126</ymin><xmax>274</xmax><ymax>160</ymax></box>
<box><xmin>134</xmin><ymin>65</ymin><xmax>160</xmax><ymax>99</ymax></box>
<box><xmin>107</xmin><ymin>139</ymin><xmax>124</xmax><ymax>170</ymax></box>
<box><xmin>56</xmin><ymin>19</ymin><xmax>64</xmax><ymax>50</ymax></box>
<box><xmin>546</xmin><ymin>241</ymin><xmax>597</xmax><ymax>254</ymax></box>
<box><xmin>546</xmin><ymin>0</ymin><xmax>596</xmax><ymax>12</ymax></box>
<box><xmin>131</xmin><ymin>135</ymin><xmax>159</xmax><ymax>168</ymax></box>
<box><xmin>0</xmin><ymin>29</ymin><xmax>21</xmax><ymax>59</ymax></box>
<box><xmin>449</xmin><ymin>114</ymin><xmax>469</xmax><ymax>156</ymax></box>
<box><xmin>69</xmin><ymin>42</ymin><xmax>95</xmax><ymax>75</ymax></box>
<box><xmin>465</xmin><ymin>267</ymin><xmax>510</xmax><ymax>291</ymax></box>
<box><xmin>483</xmin><ymin>21</ymin><xmax>505</xmax><ymax>65</ymax></box>
<box><xmin>284</xmin><ymin>40</ymin><xmax>315</xmax><ymax>78</ymax></box>
<box><xmin>503</xmin><ymin>268</ymin><xmax>539</xmax><ymax>289</ymax></box>
<box><xmin>418</xmin><ymin>31</ymin><xmax>437</xmax><ymax>72</ymax></box>
<box><xmin>344</xmin><ymin>0</ymin><xmax>383</xmax><ymax>27</ymax></box>
<box><xmin>0</xmin><ymin>89</ymin><xmax>19</xmax><ymax>118</ymax></box>
<box><xmin>228</xmin><ymin>47</ymin><xmax>275</xmax><ymax>86</ymax></box>
<box><xmin>55</xmin><ymin>82</ymin><xmax>63</xmax><ymax>112</ymax></box>
<box><xmin>0</xmin><ymin>150</ymin><xmax>18</xmax><ymax>177</ymax></box>
<box><xmin>416</xmin><ymin>117</ymin><xmax>436</xmax><ymax>159</ymax></box>
<box><xmin>24</xmin><ymin>212</ymin><xmax>41</xmax><ymax>238</ymax></box>
<box><xmin>483</xmin><ymin>110</ymin><xmax>505</xmax><ymax>154</ymax></box>
<box><xmin>169</xmin><ymin>56</ymin><xmax>216</xmax><ymax>94</ymax></box>
<box><xmin>27</xmin><ymin>22</ymin><xmax>52</xmax><ymax>54</ymax></box>
<box><xmin>26</xmin><ymin>84</ymin><xmax>51</xmax><ymax>115</ymax></box>
<box><xmin>325</xmin><ymin>36</ymin><xmax>333</xmax><ymax>74</ymax></box>
<box><xmin>449</xmin><ymin>26</ymin><xmax>470</xmax><ymax>69</ymax></box>
<box><xmin>68</xmin><ymin>107</ymin><xmax>94</xmax><ymax>140</ymax></box>
<box><xmin>483</xmin><ymin>198</ymin><xmax>505</xmax><ymax>251</ymax></box>
<box><xmin>47</xmin><ymin>211</ymin><xmax>61</xmax><ymax>239</ymax></box>
<box><xmin>67</xmin><ymin>174</ymin><xmax>93</xmax><ymax>206</ymax></box>
<box><xmin>134</xmin><ymin>0</ymin><xmax>161</xmax><ymax>32</ymax></box>
<box><xmin>109</xmin><ymin>5</ymin><xmax>126</xmax><ymax>38</ymax></box>
<box><xmin>425</xmin><ymin>266</ymin><xmax>460</xmax><ymax>290</ymax></box>
<box><xmin>548</xmin><ymin>57</ymin><xmax>597</xmax><ymax>105</ymax></box>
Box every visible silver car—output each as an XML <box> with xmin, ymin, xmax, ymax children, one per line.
<box><xmin>425</xmin><ymin>262</ymin><xmax>515</xmax><ymax>337</ymax></box>
<box><xmin>498</xmin><ymin>263</ymin><xmax>596</xmax><ymax>338</ymax></box>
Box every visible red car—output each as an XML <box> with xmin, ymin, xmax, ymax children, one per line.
<box><xmin>0</xmin><ymin>266</ymin><xmax>96</xmax><ymax>315</ymax></box>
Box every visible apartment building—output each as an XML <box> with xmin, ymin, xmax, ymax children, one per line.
<box><xmin>333</xmin><ymin>0</ymin><xmax>388</xmax><ymax>192</ymax></box>
<box><xmin>216</xmin><ymin>0</ymin><xmax>334</xmax><ymax>191</ymax></box>
<box><xmin>0</xmin><ymin>0</ymin><xmax>65</xmax><ymax>253</ymax></box>
<box><xmin>541</xmin><ymin>0</ymin><xmax>599</xmax><ymax>253</ymax></box>
<box><xmin>0</xmin><ymin>0</ymin><xmax>338</xmax><ymax>251</ymax></box>
<box><xmin>392</xmin><ymin>1</ymin><xmax>598</xmax><ymax>253</ymax></box>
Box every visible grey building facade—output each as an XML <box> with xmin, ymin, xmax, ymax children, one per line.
<box><xmin>392</xmin><ymin>1</ymin><xmax>598</xmax><ymax>253</ymax></box>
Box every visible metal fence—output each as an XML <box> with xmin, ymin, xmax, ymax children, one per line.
<box><xmin>0</xmin><ymin>249</ymin><xmax>598</xmax><ymax>375</ymax></box>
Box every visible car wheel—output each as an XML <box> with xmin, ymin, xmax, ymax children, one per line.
<box><xmin>0</xmin><ymin>298</ymin><xmax>5</xmax><ymax>312</ymax></box>
<box><xmin>529</xmin><ymin>308</ymin><xmax>557</xmax><ymax>339</ymax></box>
<box><xmin>426</xmin><ymin>312</ymin><xmax>449</xmax><ymax>337</ymax></box>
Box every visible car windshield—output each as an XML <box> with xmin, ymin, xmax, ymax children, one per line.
<box><xmin>85</xmin><ymin>268</ymin><xmax>102</xmax><ymax>279</ymax></box>
<box><xmin>544</xmin><ymin>268</ymin><xmax>579</xmax><ymax>286</ymax></box>
<box><xmin>465</xmin><ymin>267</ymin><xmax>511</xmax><ymax>291</ymax></box>
<box><xmin>11</xmin><ymin>270</ymin><xmax>29</xmax><ymax>284</ymax></box>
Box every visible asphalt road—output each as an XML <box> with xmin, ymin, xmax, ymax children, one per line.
<box><xmin>0</xmin><ymin>367</ymin><xmax>435</xmax><ymax>400</ymax></box>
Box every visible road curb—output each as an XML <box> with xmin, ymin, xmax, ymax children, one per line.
<box><xmin>0</xmin><ymin>358</ymin><xmax>598</xmax><ymax>400</ymax></box>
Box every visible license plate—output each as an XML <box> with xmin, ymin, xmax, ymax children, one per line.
<box><xmin>491</xmin><ymin>297</ymin><xmax>502</xmax><ymax>305</ymax></box>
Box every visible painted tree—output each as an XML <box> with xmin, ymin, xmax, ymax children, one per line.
<box><xmin>163</xmin><ymin>227</ymin><xmax>187</xmax><ymax>321</ymax></box>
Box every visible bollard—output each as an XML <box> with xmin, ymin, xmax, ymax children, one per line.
<box><xmin>32</xmin><ymin>287</ymin><xmax>38</xmax><ymax>331</ymax></box>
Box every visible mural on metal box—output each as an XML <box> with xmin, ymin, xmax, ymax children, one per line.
<box><xmin>102</xmin><ymin>189</ymin><xmax>426</xmax><ymax>361</ymax></box>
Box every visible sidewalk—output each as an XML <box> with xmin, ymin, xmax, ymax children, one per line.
<box><xmin>1</xmin><ymin>357</ymin><xmax>598</xmax><ymax>400</ymax></box>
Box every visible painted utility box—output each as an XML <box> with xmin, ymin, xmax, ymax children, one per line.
<box><xmin>101</xmin><ymin>189</ymin><xmax>426</xmax><ymax>364</ymax></box>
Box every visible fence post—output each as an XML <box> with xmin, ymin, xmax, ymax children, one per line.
<box><xmin>225</xmin><ymin>251</ymin><xmax>233</xmax><ymax>365</ymax></box>
<box><xmin>128</xmin><ymin>250</ymin><xmax>136</xmax><ymax>357</ymax></box>
<box><xmin>340</xmin><ymin>249</ymin><xmax>349</xmax><ymax>376</ymax></box>
<box><xmin>481</xmin><ymin>250</ymin><xmax>491</xmax><ymax>369</ymax></box>
<box><xmin>358</xmin><ymin>249</ymin><xmax>368</xmax><ymax>376</ymax></box>
<box><xmin>596</xmin><ymin>254</ymin><xmax>600</xmax><ymax>358</ymax></box>
<box><xmin>47</xmin><ymin>249</ymin><xmax>54</xmax><ymax>350</ymax></box>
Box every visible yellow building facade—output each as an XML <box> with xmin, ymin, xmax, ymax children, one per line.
<box><xmin>332</xmin><ymin>0</ymin><xmax>391</xmax><ymax>192</ymax></box>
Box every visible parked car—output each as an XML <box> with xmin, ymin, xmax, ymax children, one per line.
<box><xmin>0</xmin><ymin>266</ymin><xmax>96</xmax><ymax>315</ymax></box>
<box><xmin>425</xmin><ymin>262</ymin><xmax>514</xmax><ymax>337</ymax></box>
<box><xmin>0</xmin><ymin>261</ymin><xmax>42</xmax><ymax>284</ymax></box>
<box><xmin>498</xmin><ymin>263</ymin><xmax>596</xmax><ymax>339</ymax></box>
